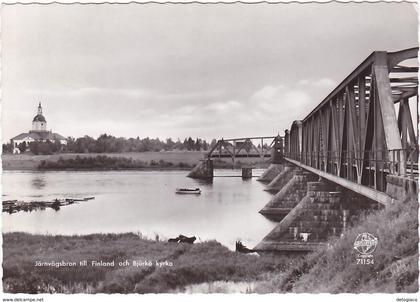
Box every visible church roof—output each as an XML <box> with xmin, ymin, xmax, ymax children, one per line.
<box><xmin>11</xmin><ymin>133</ymin><xmax>34</xmax><ymax>140</ymax></box>
<box><xmin>33</xmin><ymin>114</ymin><xmax>46</xmax><ymax>123</ymax></box>
<box><xmin>12</xmin><ymin>131</ymin><xmax>66</xmax><ymax>141</ymax></box>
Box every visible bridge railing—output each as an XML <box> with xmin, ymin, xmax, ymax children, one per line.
<box><xmin>285</xmin><ymin>147</ymin><xmax>418</xmax><ymax>192</ymax></box>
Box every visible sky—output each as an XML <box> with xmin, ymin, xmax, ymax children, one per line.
<box><xmin>2</xmin><ymin>3</ymin><xmax>418</xmax><ymax>142</ymax></box>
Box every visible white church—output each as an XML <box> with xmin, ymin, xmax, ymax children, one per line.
<box><xmin>11</xmin><ymin>102</ymin><xmax>67</xmax><ymax>153</ymax></box>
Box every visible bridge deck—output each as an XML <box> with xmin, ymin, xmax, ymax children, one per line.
<box><xmin>284</xmin><ymin>157</ymin><xmax>393</xmax><ymax>205</ymax></box>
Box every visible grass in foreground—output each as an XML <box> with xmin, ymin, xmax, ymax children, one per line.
<box><xmin>3</xmin><ymin>196</ymin><xmax>418</xmax><ymax>294</ymax></box>
<box><xmin>2</xmin><ymin>232</ymin><xmax>288</xmax><ymax>294</ymax></box>
<box><xmin>254</xmin><ymin>197</ymin><xmax>419</xmax><ymax>293</ymax></box>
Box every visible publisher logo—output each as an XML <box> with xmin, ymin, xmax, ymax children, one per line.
<box><xmin>354</xmin><ymin>233</ymin><xmax>377</xmax><ymax>265</ymax></box>
<box><xmin>354</xmin><ymin>233</ymin><xmax>378</xmax><ymax>255</ymax></box>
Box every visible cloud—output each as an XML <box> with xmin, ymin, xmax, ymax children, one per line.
<box><xmin>252</xmin><ymin>85</ymin><xmax>286</xmax><ymax>100</ymax></box>
<box><xmin>203</xmin><ymin>100</ymin><xmax>242</xmax><ymax>114</ymax></box>
<box><xmin>253</xmin><ymin>85</ymin><xmax>312</xmax><ymax>114</ymax></box>
<box><xmin>297</xmin><ymin>78</ymin><xmax>336</xmax><ymax>89</ymax></box>
<box><xmin>313</xmin><ymin>78</ymin><xmax>336</xmax><ymax>88</ymax></box>
<box><xmin>28</xmin><ymin>87</ymin><xmax>152</xmax><ymax>99</ymax></box>
<box><xmin>142</xmin><ymin>77</ymin><xmax>337</xmax><ymax>140</ymax></box>
<box><xmin>2</xmin><ymin>4</ymin><xmax>417</xmax><ymax>142</ymax></box>
<box><xmin>143</xmin><ymin>77</ymin><xmax>337</xmax><ymax>139</ymax></box>
<box><xmin>3</xmin><ymin>76</ymin><xmax>339</xmax><ymax>142</ymax></box>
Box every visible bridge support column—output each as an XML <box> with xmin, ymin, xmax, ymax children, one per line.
<box><xmin>258</xmin><ymin>164</ymin><xmax>285</xmax><ymax>183</ymax></box>
<box><xmin>255</xmin><ymin>178</ymin><xmax>381</xmax><ymax>253</ymax></box>
<box><xmin>260</xmin><ymin>171</ymin><xmax>318</xmax><ymax>221</ymax></box>
<box><xmin>386</xmin><ymin>175</ymin><xmax>418</xmax><ymax>202</ymax></box>
<box><xmin>187</xmin><ymin>159</ymin><xmax>213</xmax><ymax>179</ymax></box>
<box><xmin>271</xmin><ymin>135</ymin><xmax>284</xmax><ymax>164</ymax></box>
<box><xmin>242</xmin><ymin>167</ymin><xmax>252</xmax><ymax>179</ymax></box>
<box><xmin>264</xmin><ymin>165</ymin><xmax>296</xmax><ymax>193</ymax></box>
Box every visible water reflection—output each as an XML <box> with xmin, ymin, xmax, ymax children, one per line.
<box><xmin>31</xmin><ymin>175</ymin><xmax>46</xmax><ymax>190</ymax></box>
<box><xmin>2</xmin><ymin>170</ymin><xmax>276</xmax><ymax>249</ymax></box>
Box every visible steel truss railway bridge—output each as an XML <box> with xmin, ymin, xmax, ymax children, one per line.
<box><xmin>204</xmin><ymin>47</ymin><xmax>418</xmax><ymax>205</ymax></box>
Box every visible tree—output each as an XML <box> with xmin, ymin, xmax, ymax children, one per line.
<box><xmin>53</xmin><ymin>140</ymin><xmax>62</xmax><ymax>153</ymax></box>
<box><xmin>75</xmin><ymin>136</ymin><xmax>96</xmax><ymax>153</ymax></box>
<box><xmin>210</xmin><ymin>139</ymin><xmax>217</xmax><ymax>149</ymax></box>
<box><xmin>65</xmin><ymin>137</ymin><xmax>76</xmax><ymax>153</ymax></box>
<box><xmin>39</xmin><ymin>140</ymin><xmax>54</xmax><ymax>155</ymax></box>
<box><xmin>29</xmin><ymin>142</ymin><xmax>39</xmax><ymax>154</ymax></box>
<box><xmin>202</xmin><ymin>140</ymin><xmax>209</xmax><ymax>151</ymax></box>
<box><xmin>24</xmin><ymin>133</ymin><xmax>215</xmax><ymax>154</ymax></box>
<box><xmin>2</xmin><ymin>143</ymin><xmax>13</xmax><ymax>153</ymax></box>
<box><xmin>18</xmin><ymin>142</ymin><xmax>27</xmax><ymax>153</ymax></box>
<box><xmin>96</xmin><ymin>133</ymin><xmax>109</xmax><ymax>153</ymax></box>
<box><xmin>142</xmin><ymin>137</ymin><xmax>152</xmax><ymax>151</ymax></box>
<box><xmin>165</xmin><ymin>138</ymin><xmax>175</xmax><ymax>151</ymax></box>
<box><xmin>187</xmin><ymin>137</ymin><xmax>194</xmax><ymax>151</ymax></box>
<box><xmin>28</xmin><ymin>141</ymin><xmax>54</xmax><ymax>155</ymax></box>
<box><xmin>173</xmin><ymin>138</ymin><xmax>183</xmax><ymax>150</ymax></box>
<box><xmin>194</xmin><ymin>138</ymin><xmax>201</xmax><ymax>151</ymax></box>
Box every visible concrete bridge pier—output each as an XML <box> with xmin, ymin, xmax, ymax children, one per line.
<box><xmin>271</xmin><ymin>135</ymin><xmax>284</xmax><ymax>164</ymax></box>
<box><xmin>386</xmin><ymin>175</ymin><xmax>418</xmax><ymax>202</ymax></box>
<box><xmin>242</xmin><ymin>167</ymin><xmax>252</xmax><ymax>179</ymax></box>
<box><xmin>255</xmin><ymin>178</ymin><xmax>382</xmax><ymax>253</ymax></box>
<box><xmin>264</xmin><ymin>165</ymin><xmax>297</xmax><ymax>192</ymax></box>
<box><xmin>257</xmin><ymin>164</ymin><xmax>285</xmax><ymax>183</ymax></box>
<box><xmin>187</xmin><ymin>159</ymin><xmax>214</xmax><ymax>179</ymax></box>
<box><xmin>259</xmin><ymin>171</ymin><xmax>318</xmax><ymax>221</ymax></box>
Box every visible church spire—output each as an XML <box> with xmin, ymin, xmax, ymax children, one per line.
<box><xmin>38</xmin><ymin>102</ymin><xmax>42</xmax><ymax>115</ymax></box>
<box><xmin>32</xmin><ymin>101</ymin><xmax>47</xmax><ymax>132</ymax></box>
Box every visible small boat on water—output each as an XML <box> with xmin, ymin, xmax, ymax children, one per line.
<box><xmin>70</xmin><ymin>197</ymin><xmax>95</xmax><ymax>202</ymax></box>
<box><xmin>176</xmin><ymin>188</ymin><xmax>201</xmax><ymax>194</ymax></box>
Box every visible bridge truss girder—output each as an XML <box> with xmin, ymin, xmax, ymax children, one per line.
<box><xmin>285</xmin><ymin>47</ymin><xmax>418</xmax><ymax>193</ymax></box>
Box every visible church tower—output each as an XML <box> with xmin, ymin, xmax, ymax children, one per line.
<box><xmin>31</xmin><ymin>102</ymin><xmax>47</xmax><ymax>132</ymax></box>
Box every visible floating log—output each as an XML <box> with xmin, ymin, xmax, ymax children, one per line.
<box><xmin>2</xmin><ymin>197</ymin><xmax>95</xmax><ymax>214</ymax></box>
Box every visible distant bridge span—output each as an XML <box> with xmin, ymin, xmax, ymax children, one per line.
<box><xmin>206</xmin><ymin>136</ymin><xmax>283</xmax><ymax>162</ymax></box>
<box><xmin>205</xmin><ymin>47</ymin><xmax>419</xmax><ymax>205</ymax></box>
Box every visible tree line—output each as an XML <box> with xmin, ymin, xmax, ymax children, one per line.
<box><xmin>3</xmin><ymin>134</ymin><xmax>218</xmax><ymax>155</ymax></box>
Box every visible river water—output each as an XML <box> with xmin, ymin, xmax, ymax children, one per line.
<box><xmin>2</xmin><ymin>169</ymin><xmax>276</xmax><ymax>249</ymax></box>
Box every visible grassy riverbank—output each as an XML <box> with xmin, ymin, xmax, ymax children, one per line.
<box><xmin>4</xmin><ymin>196</ymin><xmax>418</xmax><ymax>294</ymax></box>
<box><xmin>255</xmin><ymin>197</ymin><xmax>419</xmax><ymax>293</ymax></box>
<box><xmin>2</xmin><ymin>232</ymin><xmax>288</xmax><ymax>294</ymax></box>
<box><xmin>2</xmin><ymin>152</ymin><xmax>206</xmax><ymax>171</ymax></box>
<box><xmin>2</xmin><ymin>152</ymin><xmax>267</xmax><ymax>171</ymax></box>
<box><xmin>38</xmin><ymin>155</ymin><xmax>194</xmax><ymax>170</ymax></box>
